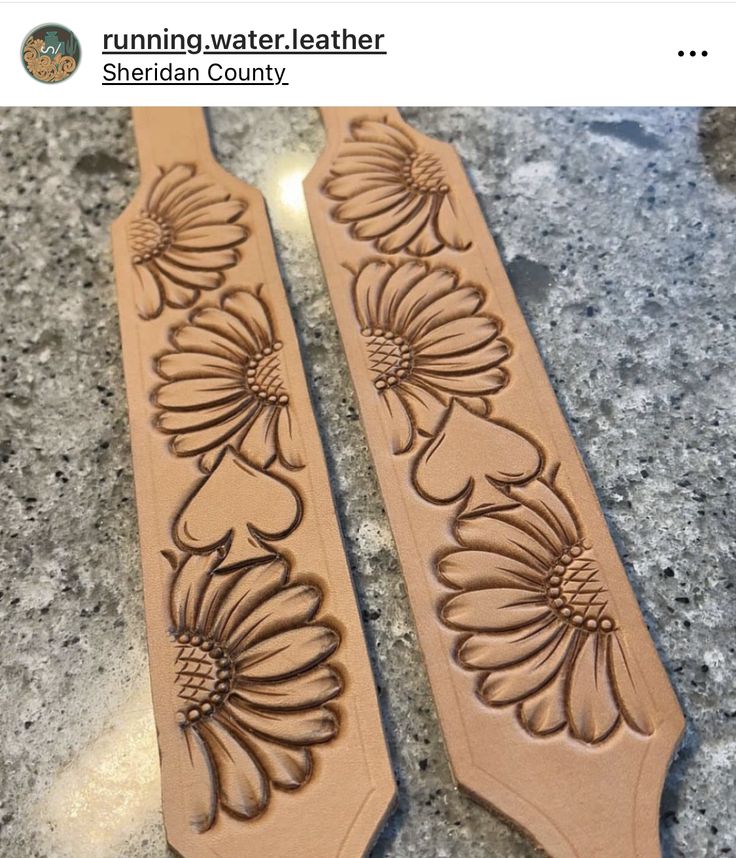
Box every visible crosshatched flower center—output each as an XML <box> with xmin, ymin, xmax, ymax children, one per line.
<box><xmin>544</xmin><ymin>543</ymin><xmax>615</xmax><ymax>633</ymax></box>
<box><xmin>129</xmin><ymin>211</ymin><xmax>173</xmax><ymax>264</ymax></box>
<box><xmin>403</xmin><ymin>151</ymin><xmax>448</xmax><ymax>194</ymax></box>
<box><xmin>174</xmin><ymin>632</ymin><xmax>234</xmax><ymax>725</ymax></box>
<box><xmin>245</xmin><ymin>342</ymin><xmax>289</xmax><ymax>404</ymax></box>
<box><xmin>361</xmin><ymin>327</ymin><xmax>413</xmax><ymax>390</ymax></box>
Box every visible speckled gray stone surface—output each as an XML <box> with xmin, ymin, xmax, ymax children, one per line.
<box><xmin>0</xmin><ymin>107</ymin><xmax>734</xmax><ymax>858</ymax></box>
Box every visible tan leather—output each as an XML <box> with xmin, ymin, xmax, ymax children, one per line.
<box><xmin>110</xmin><ymin>107</ymin><xmax>394</xmax><ymax>858</ymax></box>
<box><xmin>304</xmin><ymin>107</ymin><xmax>684</xmax><ymax>858</ymax></box>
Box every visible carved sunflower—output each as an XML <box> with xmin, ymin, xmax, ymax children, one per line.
<box><xmin>353</xmin><ymin>260</ymin><xmax>509</xmax><ymax>453</ymax></box>
<box><xmin>169</xmin><ymin>553</ymin><xmax>341</xmax><ymax>831</ymax></box>
<box><xmin>324</xmin><ymin>119</ymin><xmax>469</xmax><ymax>256</ymax></box>
<box><xmin>437</xmin><ymin>478</ymin><xmax>652</xmax><ymax>744</ymax></box>
<box><xmin>155</xmin><ymin>289</ymin><xmax>303</xmax><ymax>473</ymax></box>
<box><xmin>128</xmin><ymin>164</ymin><xmax>247</xmax><ymax>320</ymax></box>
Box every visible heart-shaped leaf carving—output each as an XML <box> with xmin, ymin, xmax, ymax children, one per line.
<box><xmin>174</xmin><ymin>446</ymin><xmax>302</xmax><ymax>572</ymax></box>
<box><xmin>412</xmin><ymin>400</ymin><xmax>542</xmax><ymax>516</ymax></box>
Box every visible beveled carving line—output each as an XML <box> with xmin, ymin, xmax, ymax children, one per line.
<box><xmin>111</xmin><ymin>107</ymin><xmax>394</xmax><ymax>858</ymax></box>
<box><xmin>305</xmin><ymin>107</ymin><xmax>684</xmax><ymax>858</ymax></box>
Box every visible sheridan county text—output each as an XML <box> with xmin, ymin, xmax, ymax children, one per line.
<box><xmin>102</xmin><ymin>63</ymin><xmax>288</xmax><ymax>85</ymax></box>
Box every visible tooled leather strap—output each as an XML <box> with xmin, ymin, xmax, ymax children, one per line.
<box><xmin>304</xmin><ymin>107</ymin><xmax>683</xmax><ymax>858</ymax></box>
<box><xmin>110</xmin><ymin>107</ymin><xmax>394</xmax><ymax>858</ymax></box>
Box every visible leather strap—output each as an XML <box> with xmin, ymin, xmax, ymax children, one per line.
<box><xmin>111</xmin><ymin>107</ymin><xmax>394</xmax><ymax>858</ymax></box>
<box><xmin>304</xmin><ymin>107</ymin><xmax>683</xmax><ymax>858</ymax></box>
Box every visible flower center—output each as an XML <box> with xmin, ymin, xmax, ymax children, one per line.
<box><xmin>245</xmin><ymin>342</ymin><xmax>289</xmax><ymax>404</ymax></box>
<box><xmin>173</xmin><ymin>631</ymin><xmax>234</xmax><ymax>725</ymax></box>
<box><xmin>544</xmin><ymin>543</ymin><xmax>615</xmax><ymax>633</ymax></box>
<box><xmin>129</xmin><ymin>211</ymin><xmax>174</xmax><ymax>264</ymax></box>
<box><xmin>360</xmin><ymin>328</ymin><xmax>413</xmax><ymax>390</ymax></box>
<box><xmin>402</xmin><ymin>151</ymin><xmax>448</xmax><ymax>194</ymax></box>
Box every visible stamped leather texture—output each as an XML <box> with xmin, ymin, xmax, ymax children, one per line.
<box><xmin>304</xmin><ymin>107</ymin><xmax>684</xmax><ymax>858</ymax></box>
<box><xmin>111</xmin><ymin>107</ymin><xmax>394</xmax><ymax>858</ymax></box>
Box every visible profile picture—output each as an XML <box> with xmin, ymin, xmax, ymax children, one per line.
<box><xmin>22</xmin><ymin>23</ymin><xmax>80</xmax><ymax>83</ymax></box>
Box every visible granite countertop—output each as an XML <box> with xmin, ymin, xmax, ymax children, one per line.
<box><xmin>0</xmin><ymin>107</ymin><xmax>733</xmax><ymax>858</ymax></box>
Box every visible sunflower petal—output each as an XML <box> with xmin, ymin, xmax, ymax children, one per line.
<box><xmin>228</xmin><ymin>702</ymin><xmax>338</xmax><ymax>746</ymax></box>
<box><xmin>479</xmin><ymin>626</ymin><xmax>575</xmax><ymax>705</ymax></box>
<box><xmin>518</xmin><ymin>670</ymin><xmax>568</xmax><ymax>736</ymax></box>
<box><xmin>147</xmin><ymin>164</ymin><xmax>195</xmax><ymax>211</ymax></box>
<box><xmin>190</xmin><ymin>306</ymin><xmax>261</xmax><ymax>354</ymax></box>
<box><xmin>159</xmin><ymin>277</ymin><xmax>199</xmax><ymax>310</ymax></box>
<box><xmin>352</xmin><ymin>120</ymin><xmax>415</xmax><ymax>152</ymax></box>
<box><xmin>567</xmin><ymin>632</ymin><xmax>620</xmax><ymax>743</ymax></box>
<box><xmin>334</xmin><ymin>185</ymin><xmax>409</xmax><ymax>222</ymax></box>
<box><xmin>416</xmin><ymin>340</ymin><xmax>509</xmax><ymax>376</ymax></box>
<box><xmin>162</xmin><ymin>247</ymin><xmax>238</xmax><ymax>271</ymax></box>
<box><xmin>170</xmin><ymin>552</ymin><xmax>215</xmax><ymax>630</ymax></box>
<box><xmin>155</xmin><ymin>376</ymin><xmax>246</xmax><ymax>411</ymax></box>
<box><xmin>171</xmin><ymin>323</ymin><xmax>247</xmax><ymax>362</ymax></box>
<box><xmin>174</xmin><ymin>224</ymin><xmax>247</xmax><ymax>251</ymax></box>
<box><xmin>235</xmin><ymin>626</ymin><xmax>339</xmax><ymax>681</ymax></box>
<box><xmin>230</xmin><ymin>585</ymin><xmax>322</xmax><ymax>652</ymax></box>
<box><xmin>178</xmin><ymin>199</ymin><xmax>246</xmax><ymax>229</ymax></box>
<box><xmin>157</xmin><ymin>351</ymin><xmax>242</xmax><ymax>381</ymax></box>
<box><xmin>455</xmin><ymin>515</ymin><xmax>555</xmax><ymax>573</ymax></box>
<box><xmin>442</xmin><ymin>588</ymin><xmax>549</xmax><ymax>632</ymax></box>
<box><xmin>405</xmin><ymin>220</ymin><xmax>444</xmax><ymax>257</ymax></box>
<box><xmin>154</xmin><ymin>256</ymin><xmax>223</xmax><ymax>291</ymax></box>
<box><xmin>375</xmin><ymin>198</ymin><xmax>434</xmax><ymax>255</ymax></box>
<box><xmin>490</xmin><ymin>500</ymin><xmax>568</xmax><ymax>560</ymax></box>
<box><xmin>239</xmin><ymin>406</ymin><xmax>279</xmax><ymax>469</ymax></box>
<box><xmin>329</xmin><ymin>153</ymin><xmax>406</xmax><ymax>176</ymax></box>
<box><xmin>325</xmin><ymin>172</ymin><xmax>403</xmax><ymax>199</ymax></box>
<box><xmin>608</xmin><ymin>633</ymin><xmax>653</xmax><ymax>735</ymax></box>
<box><xmin>458</xmin><ymin>617</ymin><xmax>560</xmax><ymax>670</ymax></box>
<box><xmin>397</xmin><ymin>382</ymin><xmax>446</xmax><ymax>437</ymax></box>
<box><xmin>133</xmin><ymin>265</ymin><xmax>163</xmax><ymax>320</ymax></box>
<box><xmin>165</xmin><ymin>186</ymin><xmax>230</xmax><ymax>222</ymax></box>
<box><xmin>392</xmin><ymin>267</ymin><xmax>456</xmax><ymax>333</ymax></box>
<box><xmin>334</xmin><ymin>140</ymin><xmax>407</xmax><ymax>162</ymax></box>
<box><xmin>214</xmin><ymin>558</ymin><xmax>289</xmax><ymax>642</ymax></box>
<box><xmin>182</xmin><ymin>727</ymin><xmax>217</xmax><ymax>833</ymax></box>
<box><xmin>232</xmin><ymin>726</ymin><xmax>312</xmax><ymax>790</ymax></box>
<box><xmin>437</xmin><ymin>550</ymin><xmax>546</xmax><ymax>591</ymax></box>
<box><xmin>402</xmin><ymin>285</ymin><xmax>484</xmax><ymax>342</ymax></box>
<box><xmin>222</xmin><ymin>291</ymin><xmax>274</xmax><ymax>347</ymax></box>
<box><xmin>353</xmin><ymin>261</ymin><xmax>391</xmax><ymax>327</ymax></box>
<box><xmin>158</xmin><ymin>398</ymin><xmax>254</xmax><ymax>437</ymax></box>
<box><xmin>418</xmin><ymin>366</ymin><xmax>507</xmax><ymax>396</ymax></box>
<box><xmin>233</xmin><ymin>665</ymin><xmax>342</xmax><ymax>711</ymax></box>
<box><xmin>275</xmin><ymin>408</ymin><xmax>304</xmax><ymax>470</ymax></box>
<box><xmin>435</xmin><ymin>193</ymin><xmax>470</xmax><ymax>251</ymax></box>
<box><xmin>352</xmin><ymin>193</ymin><xmax>425</xmax><ymax>241</ymax></box>
<box><xmin>376</xmin><ymin>261</ymin><xmax>427</xmax><ymax>329</ymax></box>
<box><xmin>415</xmin><ymin>316</ymin><xmax>500</xmax><ymax>359</ymax></box>
<box><xmin>199</xmin><ymin>717</ymin><xmax>267</xmax><ymax>818</ymax></box>
<box><xmin>380</xmin><ymin>388</ymin><xmax>414</xmax><ymax>454</ymax></box>
<box><xmin>508</xmin><ymin>481</ymin><xmax>579</xmax><ymax>557</ymax></box>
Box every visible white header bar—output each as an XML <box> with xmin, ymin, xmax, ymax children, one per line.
<box><xmin>1</xmin><ymin>2</ymin><xmax>729</xmax><ymax>105</ymax></box>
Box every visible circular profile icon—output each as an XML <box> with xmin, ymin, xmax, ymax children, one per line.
<box><xmin>22</xmin><ymin>24</ymin><xmax>80</xmax><ymax>83</ymax></box>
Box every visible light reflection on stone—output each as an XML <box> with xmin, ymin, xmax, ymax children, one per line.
<box><xmin>262</xmin><ymin>153</ymin><xmax>315</xmax><ymax>233</ymax></box>
<box><xmin>42</xmin><ymin>681</ymin><xmax>161</xmax><ymax>858</ymax></box>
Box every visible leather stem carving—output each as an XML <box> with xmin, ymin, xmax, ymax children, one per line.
<box><xmin>112</xmin><ymin>107</ymin><xmax>394</xmax><ymax>858</ymax></box>
<box><xmin>305</xmin><ymin>107</ymin><xmax>684</xmax><ymax>858</ymax></box>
